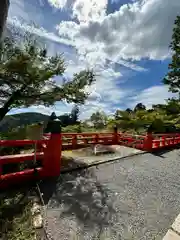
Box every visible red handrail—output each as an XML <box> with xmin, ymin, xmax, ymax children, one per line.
<box><xmin>0</xmin><ymin>139</ymin><xmax>48</xmax><ymax>147</ymax></box>
<box><xmin>0</xmin><ymin>133</ymin><xmax>61</xmax><ymax>188</ymax></box>
<box><xmin>1</xmin><ymin>131</ymin><xmax>180</xmax><ymax>188</ymax></box>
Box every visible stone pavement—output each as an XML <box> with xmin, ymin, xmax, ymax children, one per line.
<box><xmin>61</xmin><ymin>145</ymin><xmax>144</xmax><ymax>172</ymax></box>
<box><xmin>40</xmin><ymin>148</ymin><xmax>180</xmax><ymax>240</ymax></box>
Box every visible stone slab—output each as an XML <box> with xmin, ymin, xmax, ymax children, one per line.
<box><xmin>163</xmin><ymin>230</ymin><xmax>180</xmax><ymax>240</ymax></box>
<box><xmin>61</xmin><ymin>145</ymin><xmax>144</xmax><ymax>171</ymax></box>
<box><xmin>41</xmin><ymin>149</ymin><xmax>180</xmax><ymax>240</ymax></box>
<box><xmin>172</xmin><ymin>214</ymin><xmax>180</xmax><ymax>234</ymax></box>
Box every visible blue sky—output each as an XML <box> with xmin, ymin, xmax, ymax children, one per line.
<box><xmin>7</xmin><ymin>0</ymin><xmax>180</xmax><ymax>119</ymax></box>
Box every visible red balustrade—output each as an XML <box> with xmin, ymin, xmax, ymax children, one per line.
<box><xmin>0</xmin><ymin>133</ymin><xmax>61</xmax><ymax>188</ymax></box>
<box><xmin>1</xmin><ymin>130</ymin><xmax>180</xmax><ymax>188</ymax></box>
<box><xmin>43</xmin><ymin>131</ymin><xmax>180</xmax><ymax>151</ymax></box>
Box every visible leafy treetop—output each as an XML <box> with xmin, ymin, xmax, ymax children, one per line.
<box><xmin>0</xmin><ymin>31</ymin><xmax>95</xmax><ymax>121</ymax></box>
<box><xmin>134</xmin><ymin>103</ymin><xmax>146</xmax><ymax>112</ymax></box>
<box><xmin>90</xmin><ymin>111</ymin><xmax>108</xmax><ymax>129</ymax></box>
<box><xmin>163</xmin><ymin>16</ymin><xmax>180</xmax><ymax>95</ymax></box>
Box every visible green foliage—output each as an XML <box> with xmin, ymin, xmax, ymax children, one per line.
<box><xmin>62</xmin><ymin>123</ymin><xmax>94</xmax><ymax>133</ymax></box>
<box><xmin>150</xmin><ymin>119</ymin><xmax>166</xmax><ymax>133</ymax></box>
<box><xmin>70</xmin><ymin>105</ymin><xmax>80</xmax><ymax>124</ymax></box>
<box><xmin>106</xmin><ymin>117</ymin><xmax>117</xmax><ymax>130</ymax></box>
<box><xmin>0</xmin><ymin>108</ymin><xmax>81</xmax><ymax>135</ymax></box>
<box><xmin>58</xmin><ymin>114</ymin><xmax>72</xmax><ymax>127</ymax></box>
<box><xmin>90</xmin><ymin>111</ymin><xmax>108</xmax><ymax>129</ymax></box>
<box><xmin>163</xmin><ymin>15</ymin><xmax>180</xmax><ymax>95</ymax></box>
<box><xmin>125</xmin><ymin>108</ymin><xmax>132</xmax><ymax>113</ymax></box>
<box><xmin>0</xmin><ymin>31</ymin><xmax>95</xmax><ymax>121</ymax></box>
<box><xmin>0</xmin><ymin>125</ymin><xmax>31</xmax><ymax>156</ymax></box>
<box><xmin>0</xmin><ymin>112</ymin><xmax>48</xmax><ymax>133</ymax></box>
<box><xmin>59</xmin><ymin>105</ymin><xmax>80</xmax><ymax>127</ymax></box>
<box><xmin>62</xmin><ymin>124</ymin><xmax>82</xmax><ymax>133</ymax></box>
<box><xmin>165</xmin><ymin>99</ymin><xmax>180</xmax><ymax>115</ymax></box>
<box><xmin>0</xmin><ymin>190</ymin><xmax>35</xmax><ymax>240</ymax></box>
<box><xmin>134</xmin><ymin>103</ymin><xmax>146</xmax><ymax>112</ymax></box>
<box><xmin>111</xmin><ymin>102</ymin><xmax>180</xmax><ymax>133</ymax></box>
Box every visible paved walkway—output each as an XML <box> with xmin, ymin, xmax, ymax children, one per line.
<box><xmin>40</xmin><ymin>148</ymin><xmax>180</xmax><ymax>240</ymax></box>
<box><xmin>61</xmin><ymin>145</ymin><xmax>144</xmax><ymax>172</ymax></box>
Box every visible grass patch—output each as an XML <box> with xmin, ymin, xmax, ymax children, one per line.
<box><xmin>0</xmin><ymin>189</ymin><xmax>36</xmax><ymax>240</ymax></box>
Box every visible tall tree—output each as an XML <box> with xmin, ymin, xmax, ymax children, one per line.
<box><xmin>134</xmin><ymin>103</ymin><xmax>146</xmax><ymax>112</ymax></box>
<box><xmin>163</xmin><ymin>16</ymin><xmax>180</xmax><ymax>95</ymax></box>
<box><xmin>125</xmin><ymin>108</ymin><xmax>132</xmax><ymax>113</ymax></box>
<box><xmin>58</xmin><ymin>114</ymin><xmax>72</xmax><ymax>127</ymax></box>
<box><xmin>114</xmin><ymin>110</ymin><xmax>122</xmax><ymax>121</ymax></box>
<box><xmin>70</xmin><ymin>105</ymin><xmax>80</xmax><ymax>124</ymax></box>
<box><xmin>165</xmin><ymin>99</ymin><xmax>180</xmax><ymax>115</ymax></box>
<box><xmin>90</xmin><ymin>111</ymin><xmax>107</xmax><ymax>129</ymax></box>
<box><xmin>0</xmin><ymin>33</ymin><xmax>95</xmax><ymax>121</ymax></box>
<box><xmin>0</xmin><ymin>0</ymin><xmax>9</xmax><ymax>40</ymax></box>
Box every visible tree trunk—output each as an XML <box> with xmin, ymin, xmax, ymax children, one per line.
<box><xmin>0</xmin><ymin>0</ymin><xmax>10</xmax><ymax>40</ymax></box>
<box><xmin>0</xmin><ymin>91</ymin><xmax>19</xmax><ymax>122</ymax></box>
<box><xmin>0</xmin><ymin>82</ymin><xmax>28</xmax><ymax>122</ymax></box>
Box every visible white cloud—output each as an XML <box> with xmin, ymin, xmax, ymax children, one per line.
<box><xmin>9</xmin><ymin>0</ymin><xmax>178</xmax><ymax>119</ymax></box>
<box><xmin>56</xmin><ymin>0</ymin><xmax>180</xmax><ymax>61</ymax></box>
<box><xmin>127</xmin><ymin>85</ymin><xmax>176</xmax><ymax>109</ymax></box>
<box><xmin>7</xmin><ymin>17</ymin><xmax>70</xmax><ymax>46</ymax></box>
<box><xmin>116</xmin><ymin>59</ymin><xmax>147</xmax><ymax>72</ymax></box>
<box><xmin>8</xmin><ymin>102</ymin><xmax>73</xmax><ymax>117</ymax></box>
<box><xmin>8</xmin><ymin>0</ymin><xmax>45</xmax><ymax>26</ymax></box>
<box><xmin>8</xmin><ymin>0</ymin><xmax>29</xmax><ymax>21</ymax></box>
<box><xmin>48</xmin><ymin>0</ymin><xmax>108</xmax><ymax>22</ymax></box>
<box><xmin>54</xmin><ymin>0</ymin><xmax>180</xmax><ymax>117</ymax></box>
<box><xmin>6</xmin><ymin>16</ymin><xmax>127</xmax><ymax>119</ymax></box>
<box><xmin>6</xmin><ymin>15</ymin><xmax>148</xmax><ymax>120</ymax></box>
<box><xmin>72</xmin><ymin>0</ymin><xmax>107</xmax><ymax>22</ymax></box>
<box><xmin>47</xmin><ymin>0</ymin><xmax>68</xmax><ymax>9</ymax></box>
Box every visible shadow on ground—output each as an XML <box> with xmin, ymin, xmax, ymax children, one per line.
<box><xmin>40</xmin><ymin>158</ymin><xmax>117</xmax><ymax>238</ymax></box>
<box><xmin>40</xmin><ymin>146</ymin><xmax>180</xmax><ymax>239</ymax></box>
<box><xmin>151</xmin><ymin>145</ymin><xmax>180</xmax><ymax>158</ymax></box>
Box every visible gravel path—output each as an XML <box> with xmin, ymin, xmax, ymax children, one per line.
<box><xmin>41</xmin><ymin>148</ymin><xmax>180</xmax><ymax>240</ymax></box>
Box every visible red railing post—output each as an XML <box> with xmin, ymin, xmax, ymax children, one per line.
<box><xmin>95</xmin><ymin>134</ymin><xmax>99</xmax><ymax>144</ymax></box>
<box><xmin>161</xmin><ymin>136</ymin><xmax>166</xmax><ymax>147</ymax></box>
<box><xmin>143</xmin><ymin>132</ymin><xmax>153</xmax><ymax>151</ymax></box>
<box><xmin>72</xmin><ymin>135</ymin><xmax>77</xmax><ymax>149</ymax></box>
<box><xmin>174</xmin><ymin>134</ymin><xmax>178</xmax><ymax>145</ymax></box>
<box><xmin>43</xmin><ymin>118</ymin><xmax>62</xmax><ymax>178</ymax></box>
<box><xmin>113</xmin><ymin>126</ymin><xmax>118</xmax><ymax>144</ymax></box>
<box><xmin>166</xmin><ymin>136</ymin><xmax>170</xmax><ymax>146</ymax></box>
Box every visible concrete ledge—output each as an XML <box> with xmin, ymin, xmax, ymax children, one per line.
<box><xmin>163</xmin><ymin>230</ymin><xmax>180</xmax><ymax>240</ymax></box>
<box><xmin>61</xmin><ymin>150</ymin><xmax>146</xmax><ymax>173</ymax></box>
<box><xmin>172</xmin><ymin>214</ymin><xmax>180</xmax><ymax>234</ymax></box>
<box><xmin>163</xmin><ymin>213</ymin><xmax>180</xmax><ymax>239</ymax></box>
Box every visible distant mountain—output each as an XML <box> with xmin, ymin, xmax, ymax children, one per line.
<box><xmin>0</xmin><ymin>112</ymin><xmax>49</xmax><ymax>133</ymax></box>
<box><xmin>0</xmin><ymin>110</ymin><xmax>80</xmax><ymax>133</ymax></box>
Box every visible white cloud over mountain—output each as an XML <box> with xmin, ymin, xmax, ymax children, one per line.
<box><xmin>56</xmin><ymin>0</ymin><xmax>180</xmax><ymax>62</ymax></box>
<box><xmin>48</xmin><ymin>0</ymin><xmax>108</xmax><ymax>22</ymax></box>
<box><xmin>7</xmin><ymin>0</ymin><xmax>180</xmax><ymax>118</ymax></box>
<box><xmin>128</xmin><ymin>85</ymin><xmax>175</xmax><ymax>109</ymax></box>
<box><xmin>52</xmin><ymin>0</ymin><xmax>180</xmax><ymax>115</ymax></box>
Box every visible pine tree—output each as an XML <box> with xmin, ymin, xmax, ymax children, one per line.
<box><xmin>163</xmin><ymin>16</ymin><xmax>180</xmax><ymax>95</ymax></box>
<box><xmin>70</xmin><ymin>105</ymin><xmax>80</xmax><ymax>124</ymax></box>
<box><xmin>0</xmin><ymin>0</ymin><xmax>9</xmax><ymax>40</ymax></box>
<box><xmin>0</xmin><ymin>32</ymin><xmax>95</xmax><ymax>121</ymax></box>
<box><xmin>134</xmin><ymin>103</ymin><xmax>146</xmax><ymax>112</ymax></box>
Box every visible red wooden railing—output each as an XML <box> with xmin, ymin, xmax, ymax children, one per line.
<box><xmin>1</xmin><ymin>131</ymin><xmax>180</xmax><ymax>187</ymax></box>
<box><xmin>0</xmin><ymin>133</ymin><xmax>62</xmax><ymax>188</ymax></box>
<box><xmin>44</xmin><ymin>132</ymin><xmax>180</xmax><ymax>151</ymax></box>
